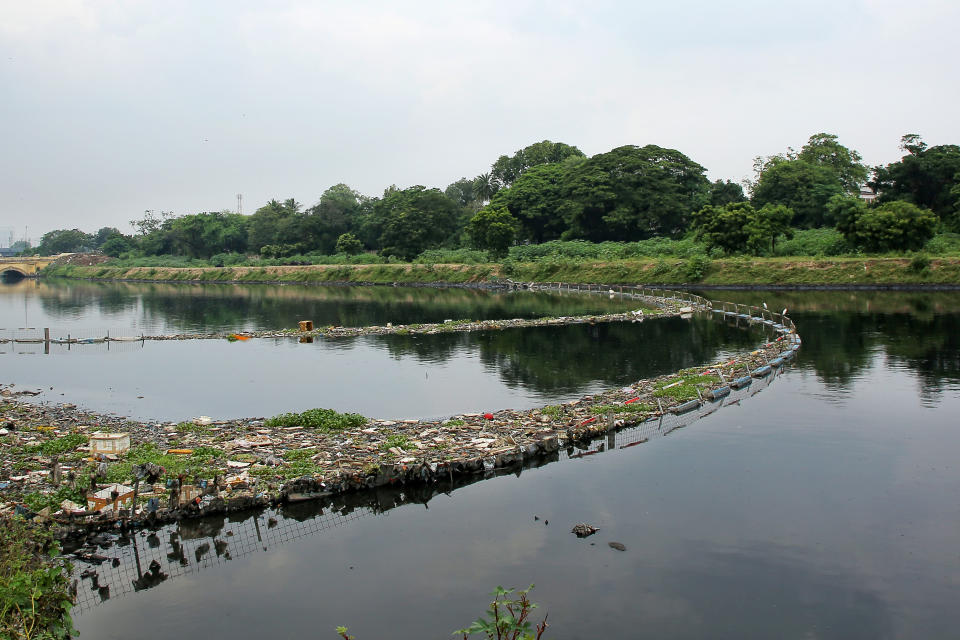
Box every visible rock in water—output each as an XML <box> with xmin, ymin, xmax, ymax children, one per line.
<box><xmin>608</xmin><ymin>541</ymin><xmax>627</xmax><ymax>551</ymax></box>
<box><xmin>571</xmin><ymin>523</ymin><xmax>599</xmax><ymax>538</ymax></box>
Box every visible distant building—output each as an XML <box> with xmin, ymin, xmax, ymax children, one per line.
<box><xmin>0</xmin><ymin>248</ymin><xmax>16</xmax><ymax>257</ymax></box>
<box><xmin>859</xmin><ymin>186</ymin><xmax>879</xmax><ymax>204</ymax></box>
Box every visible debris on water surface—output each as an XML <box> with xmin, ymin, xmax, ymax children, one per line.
<box><xmin>571</xmin><ymin>523</ymin><xmax>599</xmax><ymax>537</ymax></box>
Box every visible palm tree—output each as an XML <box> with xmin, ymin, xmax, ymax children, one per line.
<box><xmin>473</xmin><ymin>173</ymin><xmax>496</xmax><ymax>203</ymax></box>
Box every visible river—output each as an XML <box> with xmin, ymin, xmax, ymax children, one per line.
<box><xmin>4</xmin><ymin>279</ymin><xmax>960</xmax><ymax>639</ymax></box>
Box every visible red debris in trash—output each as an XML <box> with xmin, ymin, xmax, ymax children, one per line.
<box><xmin>624</xmin><ymin>397</ymin><xmax>640</xmax><ymax>404</ymax></box>
<box><xmin>483</xmin><ymin>413</ymin><xmax>494</xmax><ymax>420</ymax></box>
<box><xmin>579</xmin><ymin>417</ymin><xmax>597</xmax><ymax>427</ymax></box>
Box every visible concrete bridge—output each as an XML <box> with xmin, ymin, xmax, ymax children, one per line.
<box><xmin>0</xmin><ymin>256</ymin><xmax>58</xmax><ymax>276</ymax></box>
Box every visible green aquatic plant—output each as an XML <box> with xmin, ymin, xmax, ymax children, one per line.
<box><xmin>590</xmin><ymin>402</ymin><xmax>652</xmax><ymax>415</ymax></box>
<box><xmin>380</xmin><ymin>433</ymin><xmax>412</xmax><ymax>452</ymax></box>
<box><xmin>541</xmin><ymin>405</ymin><xmax>563</xmax><ymax>419</ymax></box>
<box><xmin>26</xmin><ymin>433</ymin><xmax>88</xmax><ymax>457</ymax></box>
<box><xmin>653</xmin><ymin>373</ymin><xmax>721</xmax><ymax>401</ymax></box>
<box><xmin>265</xmin><ymin>408</ymin><xmax>366</xmax><ymax>433</ymax></box>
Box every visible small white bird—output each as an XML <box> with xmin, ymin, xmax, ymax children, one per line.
<box><xmin>762</xmin><ymin>302</ymin><xmax>768</xmax><ymax>310</ymax></box>
<box><xmin>782</xmin><ymin>308</ymin><xmax>788</xmax><ymax>316</ymax></box>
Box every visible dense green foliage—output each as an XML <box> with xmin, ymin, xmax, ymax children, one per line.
<box><xmin>34</xmin><ymin>133</ymin><xmax>960</xmax><ymax>263</ymax></box>
<box><xmin>872</xmin><ymin>135</ymin><xmax>960</xmax><ymax>231</ymax></box>
<box><xmin>691</xmin><ymin>202</ymin><xmax>793</xmax><ymax>255</ymax></box>
<box><xmin>265</xmin><ymin>408</ymin><xmax>367</xmax><ymax>433</ymax></box>
<box><xmin>839</xmin><ymin>200</ymin><xmax>938</xmax><ymax>252</ymax></box>
<box><xmin>490</xmin><ymin>140</ymin><xmax>585</xmax><ymax>191</ymax></box>
<box><xmin>0</xmin><ymin>517</ymin><xmax>75</xmax><ymax>639</ymax></box>
<box><xmin>468</xmin><ymin>206</ymin><xmax>520</xmax><ymax>258</ymax></box>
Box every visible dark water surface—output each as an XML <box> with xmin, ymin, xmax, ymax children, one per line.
<box><xmin>6</xmin><ymin>280</ymin><xmax>960</xmax><ymax>638</ymax></box>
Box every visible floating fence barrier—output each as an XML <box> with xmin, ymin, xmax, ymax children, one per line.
<box><xmin>69</xmin><ymin>364</ymin><xmax>786</xmax><ymax>615</ymax></box>
<box><xmin>0</xmin><ymin>328</ymin><xmax>147</xmax><ymax>355</ymax></box>
<box><xmin>1</xmin><ymin>286</ymin><xmax>798</xmax><ymax>359</ymax></box>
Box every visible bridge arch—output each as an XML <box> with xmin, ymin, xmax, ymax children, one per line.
<box><xmin>0</xmin><ymin>266</ymin><xmax>28</xmax><ymax>277</ymax></box>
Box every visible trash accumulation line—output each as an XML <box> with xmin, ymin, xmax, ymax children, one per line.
<box><xmin>0</xmin><ymin>285</ymin><xmax>800</xmax><ymax>539</ymax></box>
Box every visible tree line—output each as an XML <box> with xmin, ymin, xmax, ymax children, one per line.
<box><xmin>30</xmin><ymin>134</ymin><xmax>960</xmax><ymax>260</ymax></box>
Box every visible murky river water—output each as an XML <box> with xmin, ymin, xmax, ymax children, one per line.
<box><xmin>4</xmin><ymin>279</ymin><xmax>960</xmax><ymax>639</ymax></box>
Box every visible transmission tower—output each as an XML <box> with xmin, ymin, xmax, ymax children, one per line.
<box><xmin>237</xmin><ymin>194</ymin><xmax>242</xmax><ymax>215</ymax></box>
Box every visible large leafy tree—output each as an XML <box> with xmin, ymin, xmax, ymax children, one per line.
<box><xmin>751</xmin><ymin>158</ymin><xmax>843</xmax><ymax>228</ymax></box>
<box><xmin>691</xmin><ymin>202</ymin><xmax>793</xmax><ymax>255</ymax></box>
<box><xmin>562</xmin><ymin>145</ymin><xmax>710</xmax><ymax>241</ymax></box>
<box><xmin>373</xmin><ymin>186</ymin><xmax>462</xmax><ymax>260</ymax></box>
<box><xmin>490</xmin><ymin>140</ymin><xmax>585</xmax><ymax>190</ymax></box>
<box><xmin>830</xmin><ymin>195</ymin><xmax>938</xmax><ymax>251</ymax></box>
<box><xmin>872</xmin><ymin>134</ymin><xmax>960</xmax><ymax>230</ymax></box>
<box><xmin>490</xmin><ymin>160</ymin><xmax>582</xmax><ymax>243</ymax></box>
<box><xmin>37</xmin><ymin>229</ymin><xmax>93</xmax><ymax>255</ymax></box>
<box><xmin>247</xmin><ymin>198</ymin><xmax>304</xmax><ymax>253</ymax></box>
<box><xmin>797</xmin><ymin>132</ymin><xmax>869</xmax><ymax>192</ymax></box>
<box><xmin>304</xmin><ymin>184</ymin><xmax>365</xmax><ymax>254</ymax></box>
<box><xmin>444</xmin><ymin>178</ymin><xmax>480</xmax><ymax>210</ymax></box>
<box><xmin>92</xmin><ymin>227</ymin><xmax>122</xmax><ymax>248</ymax></box>
<box><xmin>166</xmin><ymin>211</ymin><xmax>248</xmax><ymax>258</ymax></box>
<box><xmin>709</xmin><ymin>179</ymin><xmax>747</xmax><ymax>206</ymax></box>
<box><xmin>467</xmin><ymin>205</ymin><xmax>519</xmax><ymax>258</ymax></box>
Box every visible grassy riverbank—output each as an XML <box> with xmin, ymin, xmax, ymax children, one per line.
<box><xmin>41</xmin><ymin>255</ymin><xmax>960</xmax><ymax>286</ymax></box>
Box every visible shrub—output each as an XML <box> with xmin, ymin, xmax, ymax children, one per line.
<box><xmin>335</xmin><ymin>233</ymin><xmax>364</xmax><ymax>255</ymax></box>
<box><xmin>683</xmin><ymin>255</ymin><xmax>711</xmax><ymax>281</ymax></box>
<box><xmin>265</xmin><ymin>408</ymin><xmax>367</xmax><ymax>432</ymax></box>
<box><xmin>415</xmin><ymin>248</ymin><xmax>492</xmax><ymax>264</ymax></box>
<box><xmin>910</xmin><ymin>253</ymin><xmax>931</xmax><ymax>272</ymax></box>
<box><xmin>775</xmin><ymin>228</ymin><xmax>852</xmax><ymax>256</ymax></box>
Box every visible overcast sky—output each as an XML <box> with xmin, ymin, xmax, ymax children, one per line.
<box><xmin>1</xmin><ymin>0</ymin><xmax>958</xmax><ymax>243</ymax></box>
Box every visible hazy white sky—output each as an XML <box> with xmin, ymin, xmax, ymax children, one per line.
<box><xmin>1</xmin><ymin>0</ymin><xmax>958</xmax><ymax>242</ymax></box>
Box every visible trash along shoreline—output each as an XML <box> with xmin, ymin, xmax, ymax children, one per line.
<box><xmin>0</xmin><ymin>289</ymin><xmax>800</xmax><ymax>541</ymax></box>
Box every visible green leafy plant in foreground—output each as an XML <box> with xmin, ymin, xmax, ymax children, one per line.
<box><xmin>0</xmin><ymin>516</ymin><xmax>75</xmax><ymax>640</ymax></box>
<box><xmin>454</xmin><ymin>585</ymin><xmax>548</xmax><ymax>640</ymax></box>
<box><xmin>336</xmin><ymin>585</ymin><xmax>548</xmax><ymax>640</ymax></box>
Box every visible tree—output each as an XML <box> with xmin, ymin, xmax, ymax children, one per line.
<box><xmin>751</xmin><ymin>158</ymin><xmax>843</xmax><ymax>228</ymax></box>
<box><xmin>373</xmin><ymin>186</ymin><xmax>462</xmax><ymax>260</ymax></box>
<box><xmin>247</xmin><ymin>198</ymin><xmax>304</xmax><ymax>253</ymax></box>
<box><xmin>490</xmin><ymin>160</ymin><xmax>581</xmax><ymax>243</ymax></box>
<box><xmin>833</xmin><ymin>197</ymin><xmax>938</xmax><ymax>252</ymax></box>
<box><xmin>745</xmin><ymin>204</ymin><xmax>794</xmax><ymax>254</ymax></box>
<box><xmin>92</xmin><ymin>227</ymin><xmax>122</xmax><ymax>248</ymax></box>
<box><xmin>826</xmin><ymin>194</ymin><xmax>868</xmax><ymax>240</ymax></box>
<box><xmin>37</xmin><ymin>229</ymin><xmax>93</xmax><ymax>255</ymax></box>
<box><xmin>490</xmin><ymin>140</ymin><xmax>585</xmax><ymax>190</ymax></box>
<box><xmin>797</xmin><ymin>132</ymin><xmax>869</xmax><ymax>192</ymax></box>
<box><xmin>473</xmin><ymin>173</ymin><xmax>496</xmax><ymax>204</ymax></box>
<box><xmin>304</xmin><ymin>184</ymin><xmax>366</xmax><ymax>254</ymax></box>
<box><xmin>872</xmin><ymin>135</ymin><xmax>960</xmax><ymax>230</ymax></box>
<box><xmin>690</xmin><ymin>202</ymin><xmax>753</xmax><ymax>254</ymax></box>
<box><xmin>335</xmin><ymin>232</ymin><xmax>363</xmax><ymax>255</ymax></box>
<box><xmin>444</xmin><ymin>178</ymin><xmax>480</xmax><ymax>210</ymax></box>
<box><xmin>691</xmin><ymin>202</ymin><xmax>793</xmax><ymax>255</ymax></box>
<box><xmin>101</xmin><ymin>233</ymin><xmax>135</xmax><ymax>257</ymax></box>
<box><xmin>130</xmin><ymin>210</ymin><xmax>173</xmax><ymax>236</ymax></box>
<box><xmin>10</xmin><ymin>240</ymin><xmax>31</xmax><ymax>255</ymax></box>
<box><xmin>467</xmin><ymin>205</ymin><xmax>519</xmax><ymax>258</ymax></box>
<box><xmin>709</xmin><ymin>179</ymin><xmax>746</xmax><ymax>206</ymax></box>
<box><xmin>562</xmin><ymin>145</ymin><xmax>710</xmax><ymax>241</ymax></box>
